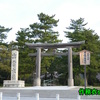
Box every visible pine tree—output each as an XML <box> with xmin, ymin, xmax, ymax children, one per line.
<box><xmin>0</xmin><ymin>25</ymin><xmax>12</xmax><ymax>44</ymax></box>
<box><xmin>15</xmin><ymin>28</ymin><xmax>35</xmax><ymax>84</ymax></box>
<box><xmin>30</xmin><ymin>13</ymin><xmax>62</xmax><ymax>43</ymax></box>
<box><xmin>0</xmin><ymin>45</ymin><xmax>11</xmax><ymax>84</ymax></box>
<box><xmin>29</xmin><ymin>13</ymin><xmax>62</xmax><ymax>76</ymax></box>
<box><xmin>64</xmin><ymin>18</ymin><xmax>100</xmax><ymax>86</ymax></box>
<box><xmin>0</xmin><ymin>25</ymin><xmax>11</xmax><ymax>85</ymax></box>
<box><xmin>15</xmin><ymin>13</ymin><xmax>62</xmax><ymax>85</ymax></box>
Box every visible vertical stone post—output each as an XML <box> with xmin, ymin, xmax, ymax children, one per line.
<box><xmin>3</xmin><ymin>49</ymin><xmax>25</xmax><ymax>87</ymax></box>
<box><xmin>36</xmin><ymin>93</ymin><xmax>39</xmax><ymax>100</ymax></box>
<box><xmin>17</xmin><ymin>93</ymin><xmax>20</xmax><ymax>100</ymax></box>
<box><xmin>34</xmin><ymin>48</ymin><xmax>41</xmax><ymax>86</ymax></box>
<box><xmin>56</xmin><ymin>94</ymin><xmax>59</xmax><ymax>100</ymax></box>
<box><xmin>68</xmin><ymin>47</ymin><xmax>74</xmax><ymax>86</ymax></box>
<box><xmin>0</xmin><ymin>92</ymin><xmax>2</xmax><ymax>100</ymax></box>
<box><xmin>77</xmin><ymin>94</ymin><xmax>81</xmax><ymax>100</ymax></box>
<box><xmin>11</xmin><ymin>50</ymin><xmax>19</xmax><ymax>81</ymax></box>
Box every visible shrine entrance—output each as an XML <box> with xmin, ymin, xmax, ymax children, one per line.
<box><xmin>25</xmin><ymin>41</ymin><xmax>85</xmax><ymax>86</ymax></box>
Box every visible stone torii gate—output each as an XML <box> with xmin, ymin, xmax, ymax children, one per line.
<box><xmin>25</xmin><ymin>41</ymin><xmax>85</xmax><ymax>86</ymax></box>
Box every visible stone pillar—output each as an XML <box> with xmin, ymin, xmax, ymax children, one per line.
<box><xmin>3</xmin><ymin>50</ymin><xmax>25</xmax><ymax>87</ymax></box>
<box><xmin>34</xmin><ymin>48</ymin><xmax>41</xmax><ymax>86</ymax></box>
<box><xmin>11</xmin><ymin>50</ymin><xmax>19</xmax><ymax>81</ymax></box>
<box><xmin>68</xmin><ymin>47</ymin><xmax>74</xmax><ymax>86</ymax></box>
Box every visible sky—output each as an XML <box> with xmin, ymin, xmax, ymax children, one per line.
<box><xmin>0</xmin><ymin>0</ymin><xmax>100</xmax><ymax>43</ymax></box>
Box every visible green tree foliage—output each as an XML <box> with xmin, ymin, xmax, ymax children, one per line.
<box><xmin>30</xmin><ymin>13</ymin><xmax>62</xmax><ymax>43</ymax></box>
<box><xmin>49</xmin><ymin>55</ymin><xmax>68</xmax><ymax>85</ymax></box>
<box><xmin>15</xmin><ymin>13</ymin><xmax>62</xmax><ymax>85</ymax></box>
<box><xmin>29</xmin><ymin>13</ymin><xmax>62</xmax><ymax>73</ymax></box>
<box><xmin>64</xmin><ymin>18</ymin><xmax>100</xmax><ymax>86</ymax></box>
<box><xmin>0</xmin><ymin>45</ymin><xmax>11</xmax><ymax>84</ymax></box>
<box><xmin>0</xmin><ymin>25</ymin><xmax>11</xmax><ymax>85</ymax></box>
<box><xmin>15</xmin><ymin>28</ymin><xmax>35</xmax><ymax>84</ymax></box>
<box><xmin>0</xmin><ymin>25</ymin><xmax>12</xmax><ymax>44</ymax></box>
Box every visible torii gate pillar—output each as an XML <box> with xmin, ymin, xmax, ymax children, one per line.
<box><xmin>34</xmin><ymin>48</ymin><xmax>41</xmax><ymax>86</ymax></box>
<box><xmin>68</xmin><ymin>47</ymin><xmax>74</xmax><ymax>86</ymax></box>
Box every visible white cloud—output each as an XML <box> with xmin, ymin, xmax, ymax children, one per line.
<box><xmin>52</xmin><ymin>0</ymin><xmax>100</xmax><ymax>42</ymax></box>
<box><xmin>1</xmin><ymin>0</ymin><xmax>100</xmax><ymax>43</ymax></box>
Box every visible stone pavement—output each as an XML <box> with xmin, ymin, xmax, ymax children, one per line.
<box><xmin>0</xmin><ymin>86</ymin><xmax>100</xmax><ymax>100</ymax></box>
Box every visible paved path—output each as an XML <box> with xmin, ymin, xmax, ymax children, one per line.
<box><xmin>0</xmin><ymin>86</ymin><xmax>100</xmax><ymax>100</ymax></box>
